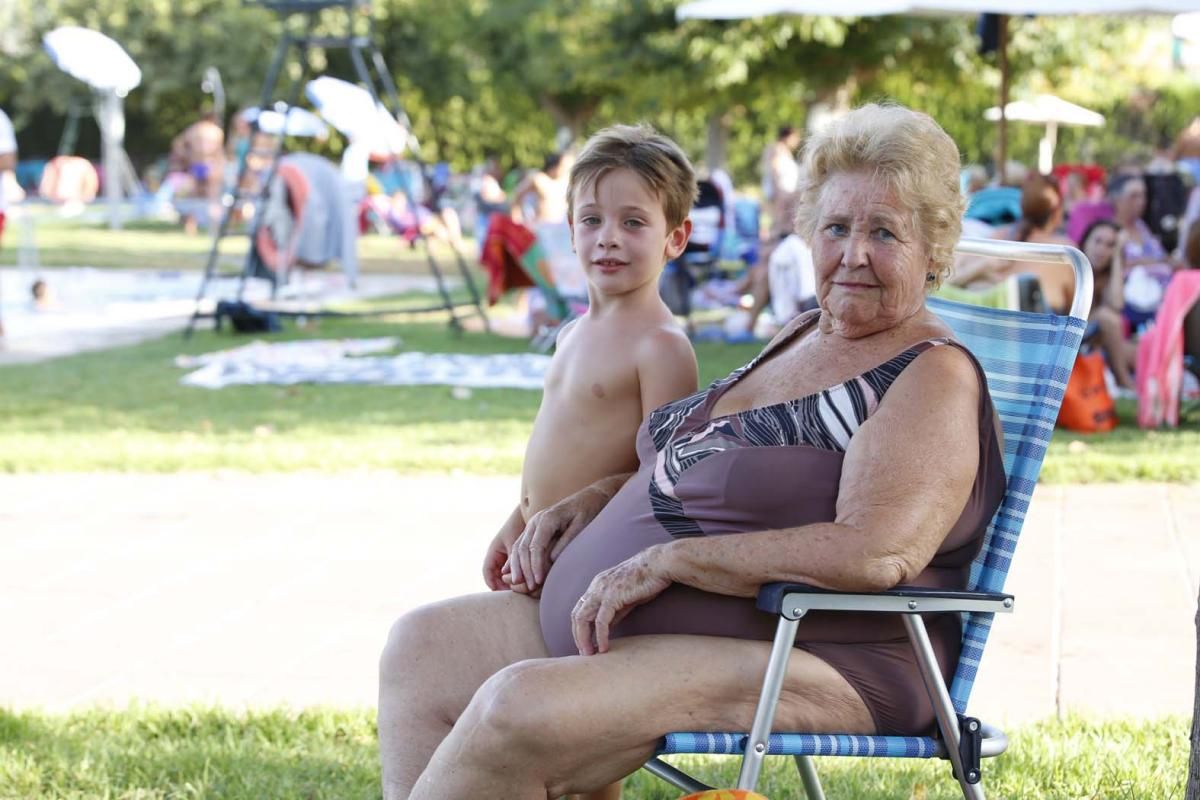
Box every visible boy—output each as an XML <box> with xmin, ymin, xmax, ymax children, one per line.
<box><xmin>482</xmin><ymin>123</ymin><xmax>699</xmax><ymax>600</ymax></box>
<box><xmin>484</xmin><ymin>124</ymin><xmax>699</xmax><ymax>800</ymax></box>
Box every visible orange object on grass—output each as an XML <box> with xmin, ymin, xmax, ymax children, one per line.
<box><xmin>677</xmin><ymin>791</ymin><xmax>769</xmax><ymax>800</ymax></box>
<box><xmin>1056</xmin><ymin>351</ymin><xmax>1117</xmax><ymax>433</ymax></box>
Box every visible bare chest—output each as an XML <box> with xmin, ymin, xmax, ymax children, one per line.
<box><xmin>544</xmin><ymin>331</ymin><xmax>640</xmax><ymax>411</ymax></box>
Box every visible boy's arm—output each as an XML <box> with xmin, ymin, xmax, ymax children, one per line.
<box><xmin>483</xmin><ymin>504</ymin><xmax>526</xmax><ymax>591</ymax></box>
<box><xmin>635</xmin><ymin>326</ymin><xmax>699</xmax><ymax>418</ymax></box>
<box><xmin>554</xmin><ymin>317</ymin><xmax>580</xmax><ymax>348</ymax></box>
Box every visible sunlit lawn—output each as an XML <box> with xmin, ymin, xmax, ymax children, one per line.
<box><xmin>0</xmin><ymin>707</ymin><xmax>1186</xmax><ymax>800</ymax></box>
<box><xmin>0</xmin><ymin>312</ymin><xmax>761</xmax><ymax>474</ymax></box>
<box><xmin>0</xmin><ymin>216</ymin><xmax>460</xmax><ymax>274</ymax></box>
<box><xmin>0</xmin><ymin>308</ymin><xmax>1195</xmax><ymax>479</ymax></box>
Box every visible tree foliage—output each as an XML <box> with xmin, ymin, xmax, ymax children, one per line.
<box><xmin>0</xmin><ymin>1</ymin><xmax>1191</xmax><ymax>185</ymax></box>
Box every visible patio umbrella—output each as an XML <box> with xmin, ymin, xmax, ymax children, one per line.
<box><xmin>43</xmin><ymin>26</ymin><xmax>141</xmax><ymax>229</ymax></box>
<box><xmin>242</xmin><ymin>105</ymin><xmax>329</xmax><ymax>138</ymax></box>
<box><xmin>42</xmin><ymin>26</ymin><xmax>141</xmax><ymax>97</ymax></box>
<box><xmin>304</xmin><ymin>76</ymin><xmax>411</xmax><ymax>156</ymax></box>
<box><xmin>983</xmin><ymin>94</ymin><xmax>1104</xmax><ymax>172</ymax></box>
<box><xmin>677</xmin><ymin>0</ymin><xmax>1198</xmax><ymax>178</ymax></box>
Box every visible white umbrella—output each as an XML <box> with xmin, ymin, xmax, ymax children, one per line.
<box><xmin>43</xmin><ymin>26</ymin><xmax>141</xmax><ymax>229</ymax></box>
<box><xmin>42</xmin><ymin>26</ymin><xmax>141</xmax><ymax>97</ymax></box>
<box><xmin>242</xmin><ymin>105</ymin><xmax>329</xmax><ymax>138</ymax></box>
<box><xmin>304</xmin><ymin>76</ymin><xmax>411</xmax><ymax>155</ymax></box>
<box><xmin>1173</xmin><ymin>10</ymin><xmax>1200</xmax><ymax>41</ymax></box>
<box><xmin>679</xmin><ymin>0</ymin><xmax>1199</xmax><ymax>18</ymax></box>
<box><xmin>983</xmin><ymin>94</ymin><xmax>1104</xmax><ymax>172</ymax></box>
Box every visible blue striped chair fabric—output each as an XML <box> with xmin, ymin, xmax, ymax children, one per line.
<box><xmin>658</xmin><ymin>296</ymin><xmax>1086</xmax><ymax>761</ymax></box>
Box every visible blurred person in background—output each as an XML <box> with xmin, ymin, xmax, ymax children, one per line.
<box><xmin>0</xmin><ymin>106</ymin><xmax>17</xmax><ymax>339</ymax></box>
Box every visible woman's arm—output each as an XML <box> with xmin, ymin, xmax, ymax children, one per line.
<box><xmin>948</xmin><ymin>253</ymin><xmax>1008</xmax><ymax>288</ymax></box>
<box><xmin>662</xmin><ymin>345</ymin><xmax>982</xmax><ymax>595</ymax></box>
<box><xmin>571</xmin><ymin>345</ymin><xmax>985</xmax><ymax>653</ymax></box>
<box><xmin>1106</xmin><ymin>238</ymin><xmax>1126</xmax><ymax>312</ymax></box>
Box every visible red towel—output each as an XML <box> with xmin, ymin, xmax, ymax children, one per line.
<box><xmin>480</xmin><ymin>215</ymin><xmax>540</xmax><ymax>305</ymax></box>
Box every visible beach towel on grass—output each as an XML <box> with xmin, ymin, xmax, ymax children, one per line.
<box><xmin>175</xmin><ymin>338</ymin><xmax>550</xmax><ymax>390</ymax></box>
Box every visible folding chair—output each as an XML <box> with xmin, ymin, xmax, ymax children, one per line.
<box><xmin>643</xmin><ymin>238</ymin><xmax>1094</xmax><ymax>800</ymax></box>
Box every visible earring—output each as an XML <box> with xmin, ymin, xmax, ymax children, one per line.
<box><xmin>926</xmin><ymin>272</ymin><xmax>936</xmax><ymax>283</ymax></box>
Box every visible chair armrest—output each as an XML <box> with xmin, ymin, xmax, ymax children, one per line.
<box><xmin>756</xmin><ymin>582</ymin><xmax>1014</xmax><ymax>620</ymax></box>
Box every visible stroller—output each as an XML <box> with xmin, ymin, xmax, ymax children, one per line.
<box><xmin>660</xmin><ymin>179</ymin><xmax>727</xmax><ymax>322</ymax></box>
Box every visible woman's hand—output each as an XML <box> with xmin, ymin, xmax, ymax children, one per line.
<box><xmin>571</xmin><ymin>546</ymin><xmax>673</xmax><ymax>656</ymax></box>
<box><xmin>506</xmin><ymin>484</ymin><xmax>611</xmax><ymax>593</ymax></box>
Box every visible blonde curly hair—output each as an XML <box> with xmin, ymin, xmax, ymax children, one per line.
<box><xmin>793</xmin><ymin>104</ymin><xmax>965</xmax><ymax>289</ymax></box>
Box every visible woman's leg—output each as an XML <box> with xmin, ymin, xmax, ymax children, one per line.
<box><xmin>410</xmin><ymin>633</ymin><xmax>873</xmax><ymax>800</ymax></box>
<box><xmin>378</xmin><ymin>591</ymin><xmax>549</xmax><ymax>800</ymax></box>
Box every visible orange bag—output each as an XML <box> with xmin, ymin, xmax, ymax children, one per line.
<box><xmin>678</xmin><ymin>792</ymin><xmax>769</xmax><ymax>800</ymax></box>
<box><xmin>1056</xmin><ymin>351</ymin><xmax>1117</xmax><ymax>433</ymax></box>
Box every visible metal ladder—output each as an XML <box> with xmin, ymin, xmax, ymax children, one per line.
<box><xmin>184</xmin><ymin>0</ymin><xmax>488</xmax><ymax>337</ymax></box>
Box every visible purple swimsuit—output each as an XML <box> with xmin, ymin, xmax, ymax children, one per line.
<box><xmin>538</xmin><ymin>313</ymin><xmax>1006</xmax><ymax>735</ymax></box>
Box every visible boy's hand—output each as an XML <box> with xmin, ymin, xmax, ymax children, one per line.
<box><xmin>482</xmin><ymin>507</ymin><xmax>524</xmax><ymax>591</ymax></box>
<box><xmin>500</xmin><ymin>565</ymin><xmax>541</xmax><ymax>597</ymax></box>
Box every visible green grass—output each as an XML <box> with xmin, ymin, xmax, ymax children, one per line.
<box><xmin>0</xmin><ymin>312</ymin><xmax>757</xmax><ymax>474</ymax></box>
<box><xmin>0</xmin><ymin>707</ymin><xmax>1186</xmax><ymax>799</ymax></box>
<box><xmin>1045</xmin><ymin>404</ymin><xmax>1200</xmax><ymax>483</ymax></box>
<box><xmin>1</xmin><ymin>310</ymin><xmax>1197</xmax><ymax>480</ymax></box>
<box><xmin>0</xmin><ymin>217</ymin><xmax>463</xmax><ymax>274</ymax></box>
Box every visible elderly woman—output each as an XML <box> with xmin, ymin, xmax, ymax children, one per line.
<box><xmin>378</xmin><ymin>104</ymin><xmax>1006</xmax><ymax>800</ymax></box>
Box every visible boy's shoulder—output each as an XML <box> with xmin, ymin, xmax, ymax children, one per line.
<box><xmin>557</xmin><ymin>312</ymin><xmax>694</xmax><ymax>360</ymax></box>
<box><xmin>628</xmin><ymin>320</ymin><xmax>697</xmax><ymax>385</ymax></box>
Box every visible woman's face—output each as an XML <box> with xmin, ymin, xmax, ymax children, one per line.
<box><xmin>812</xmin><ymin>170</ymin><xmax>931</xmax><ymax>337</ymax></box>
<box><xmin>1083</xmin><ymin>225</ymin><xmax>1118</xmax><ymax>273</ymax></box>
<box><xmin>1115</xmin><ymin>179</ymin><xmax>1147</xmax><ymax>222</ymax></box>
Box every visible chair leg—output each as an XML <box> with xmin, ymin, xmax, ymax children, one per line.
<box><xmin>901</xmin><ymin>615</ymin><xmax>987</xmax><ymax>800</ymax></box>
<box><xmin>642</xmin><ymin>757</ymin><xmax>712</xmax><ymax>793</ymax></box>
<box><xmin>793</xmin><ymin>755</ymin><xmax>826</xmax><ymax>800</ymax></box>
<box><xmin>736</xmin><ymin>614</ymin><xmax>802</xmax><ymax>791</ymax></box>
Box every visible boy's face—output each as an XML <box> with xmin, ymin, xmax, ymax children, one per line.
<box><xmin>568</xmin><ymin>168</ymin><xmax>691</xmax><ymax>298</ymax></box>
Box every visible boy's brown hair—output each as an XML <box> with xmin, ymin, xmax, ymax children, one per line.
<box><xmin>567</xmin><ymin>123</ymin><xmax>698</xmax><ymax>229</ymax></box>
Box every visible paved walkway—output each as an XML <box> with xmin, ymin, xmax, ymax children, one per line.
<box><xmin>1</xmin><ymin>475</ymin><xmax>1196</xmax><ymax>726</ymax></box>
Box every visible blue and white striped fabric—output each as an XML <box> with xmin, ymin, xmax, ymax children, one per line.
<box><xmin>661</xmin><ymin>731</ymin><xmax>941</xmax><ymax>758</ymax></box>
<box><xmin>659</xmin><ymin>297</ymin><xmax>1085</xmax><ymax>761</ymax></box>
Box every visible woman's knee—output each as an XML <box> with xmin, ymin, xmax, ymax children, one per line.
<box><xmin>462</xmin><ymin>659</ymin><xmax>574</xmax><ymax>756</ymax></box>
<box><xmin>379</xmin><ymin>602</ymin><xmax>454</xmax><ymax>683</ymax></box>
<box><xmin>1095</xmin><ymin>305</ymin><xmax>1123</xmax><ymax>333</ymax></box>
